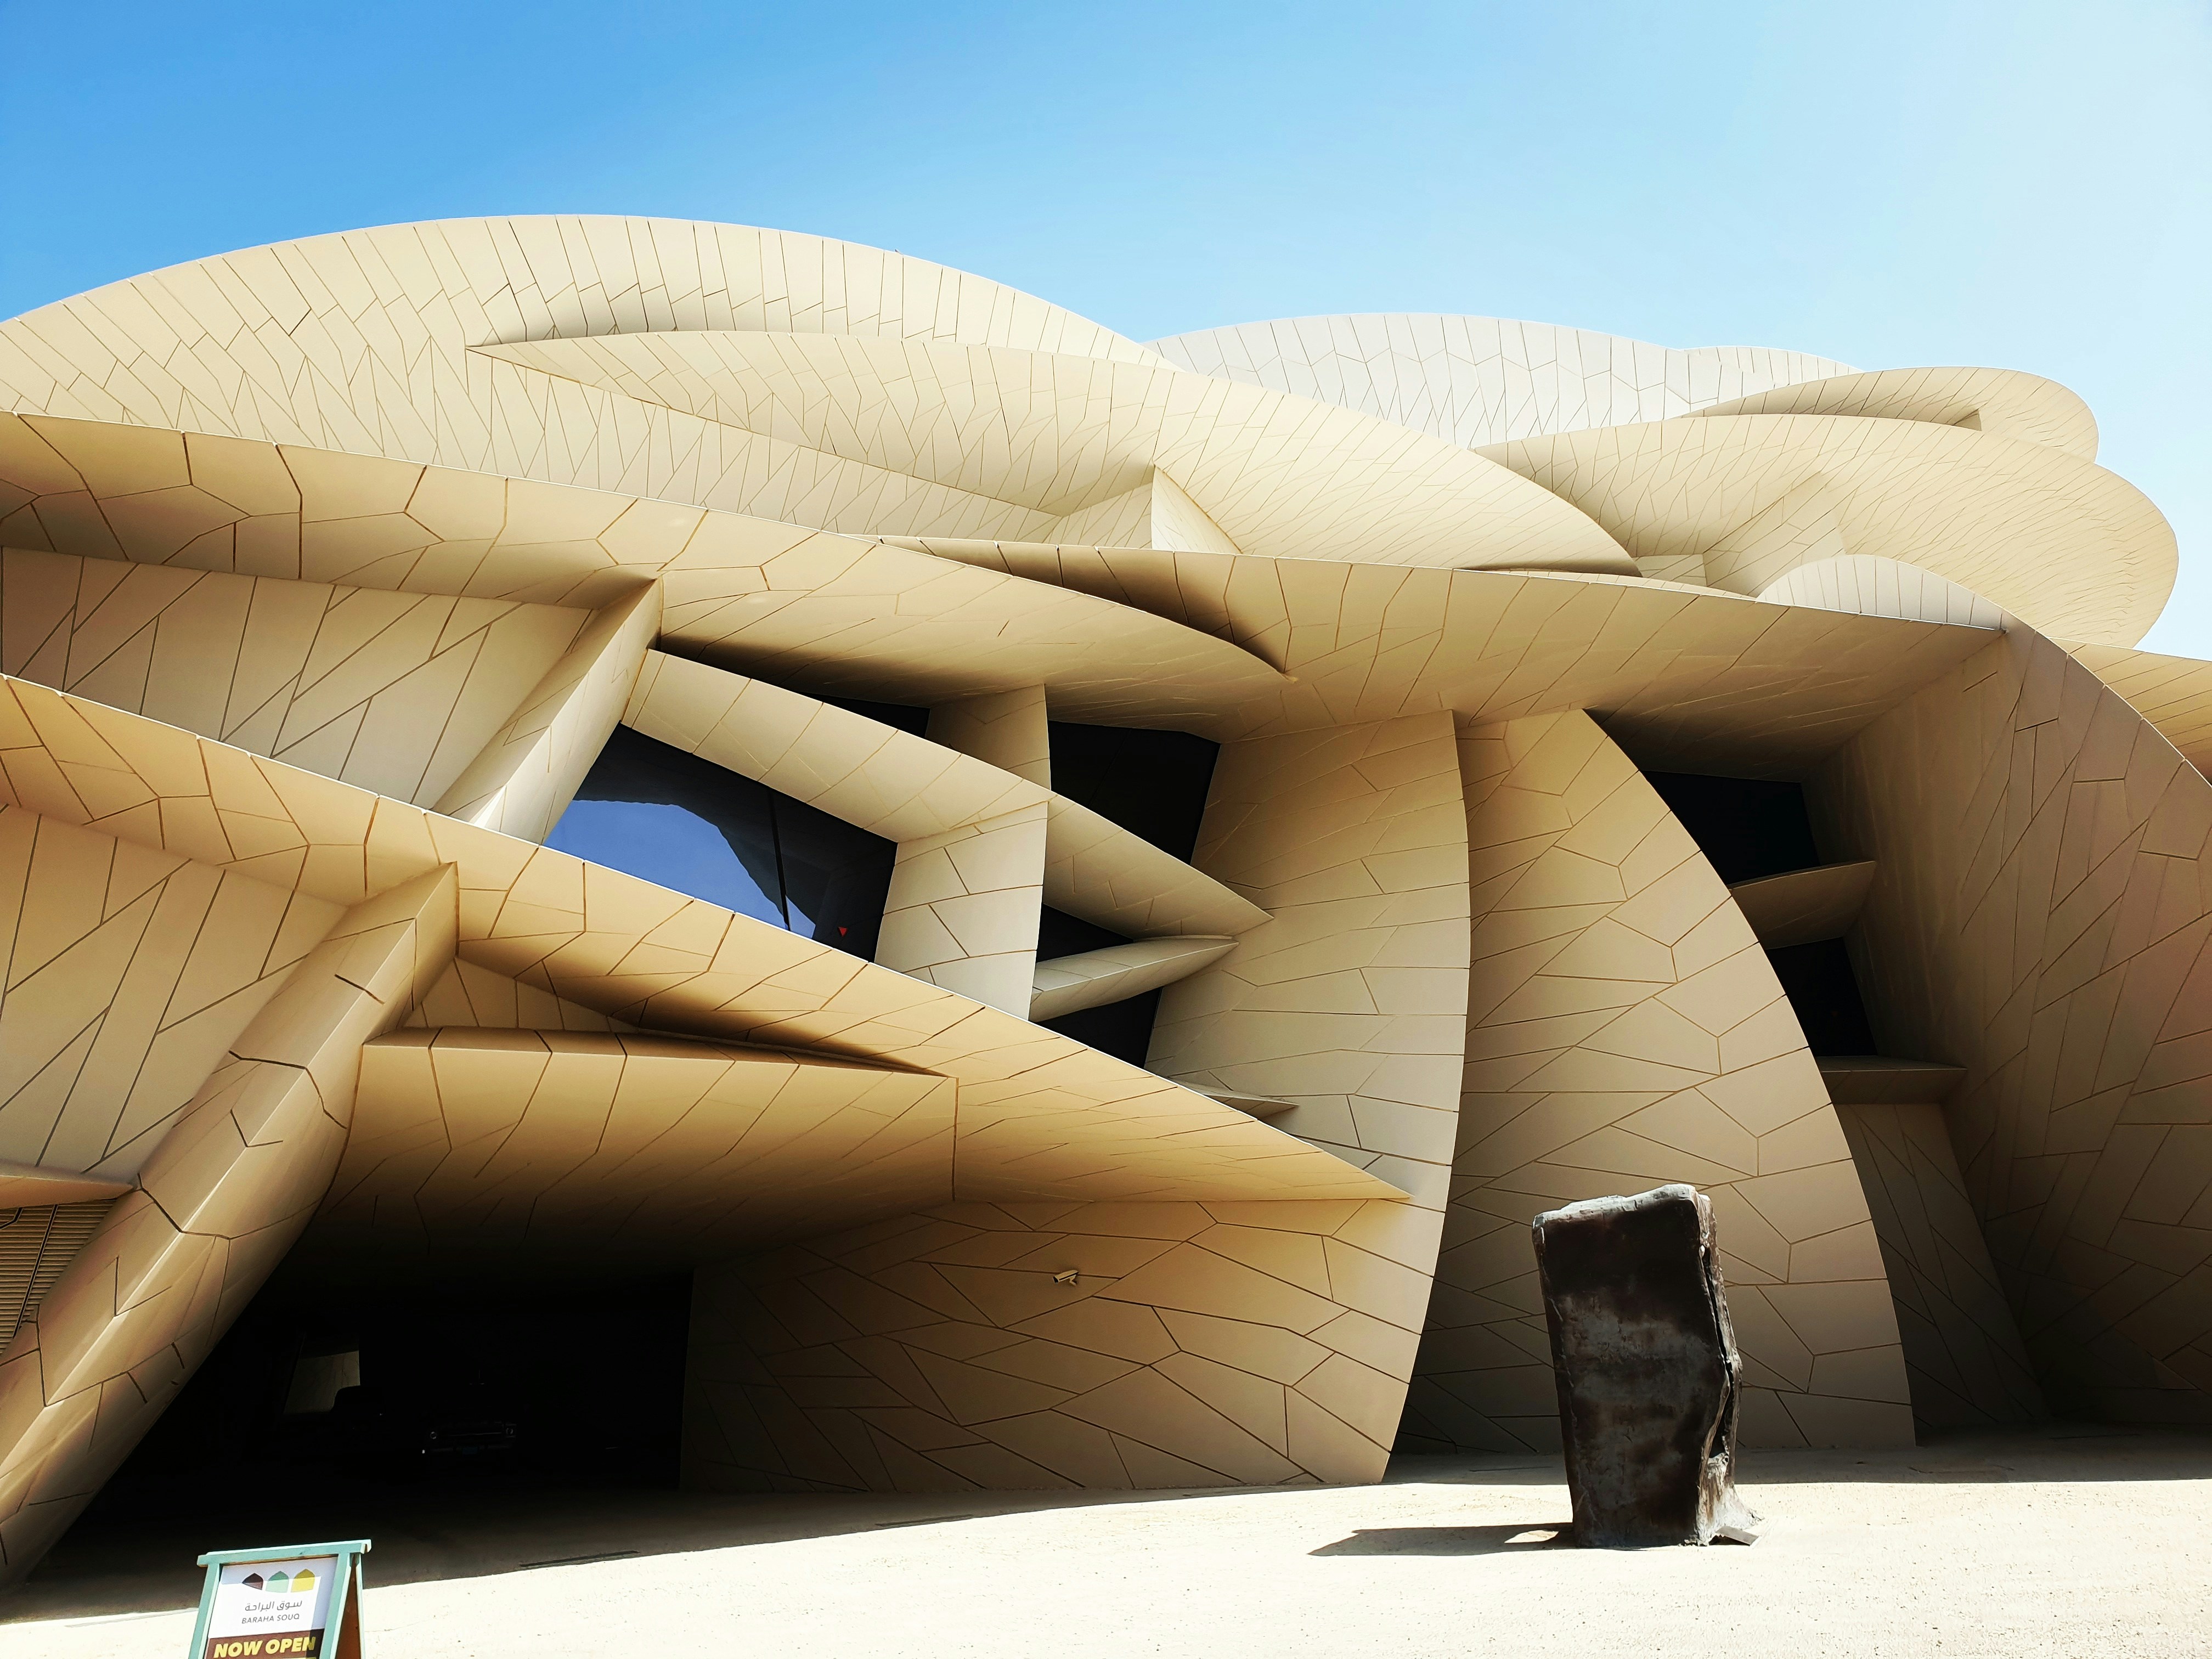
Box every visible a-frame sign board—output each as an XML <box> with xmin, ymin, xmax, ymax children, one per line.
<box><xmin>185</xmin><ymin>1538</ymin><xmax>369</xmax><ymax>1658</ymax></box>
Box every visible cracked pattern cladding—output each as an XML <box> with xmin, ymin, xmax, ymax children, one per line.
<box><xmin>0</xmin><ymin>213</ymin><xmax>2199</xmax><ymax>1580</ymax></box>
<box><xmin>1147</xmin><ymin>314</ymin><xmax>1851</xmax><ymax>449</ymax></box>
<box><xmin>2</xmin><ymin>544</ymin><xmax>587</xmax><ymax>808</ymax></box>
<box><xmin>1833</xmin><ymin>1100</ymin><xmax>2045</xmax><ymax>1432</ymax></box>
<box><xmin>1814</xmin><ymin>631</ymin><xmax>2212</xmax><ymax>1423</ymax></box>
<box><xmin>686</xmin><ymin>1197</ymin><xmax>1441</xmax><ymax>1492</ymax></box>
<box><xmin>1402</xmin><ymin>711</ymin><xmax>1912</xmax><ymax>1453</ymax></box>
<box><xmin>0</xmin><ymin>865</ymin><xmax>454</xmax><ymax>1574</ymax></box>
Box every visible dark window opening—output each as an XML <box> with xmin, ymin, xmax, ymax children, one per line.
<box><xmin>821</xmin><ymin>696</ymin><xmax>932</xmax><ymax>737</ymax></box>
<box><xmin>548</xmin><ymin>726</ymin><xmax>896</xmax><ymax>959</ymax></box>
<box><xmin>1032</xmin><ymin>906</ymin><xmax>1158</xmax><ymax>1065</ymax></box>
<box><xmin>283</xmin><ymin>1345</ymin><xmax>362</xmax><ymax>1415</ymax></box>
<box><xmin>1767</xmin><ymin>939</ymin><xmax>1879</xmax><ymax>1056</ymax></box>
<box><xmin>1036</xmin><ymin>905</ymin><xmax>1128</xmax><ymax>961</ymax></box>
<box><xmin>1034</xmin><ymin>726</ymin><xmax>1217</xmax><ymax>1066</ymax></box>
<box><xmin>1042</xmin><ymin>991</ymin><xmax>1164</xmax><ymax>1068</ymax></box>
<box><xmin>1643</xmin><ymin>771</ymin><xmax>1822</xmax><ymax>885</ymax></box>
<box><xmin>1641</xmin><ymin>769</ymin><xmax>1883</xmax><ymax>1056</ymax></box>
<box><xmin>74</xmin><ymin>1272</ymin><xmax>694</xmax><ymax>1557</ymax></box>
<box><xmin>1047</xmin><ymin>723</ymin><xmax>1219</xmax><ymax>862</ymax></box>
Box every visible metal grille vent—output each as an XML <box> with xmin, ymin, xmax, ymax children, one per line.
<box><xmin>0</xmin><ymin>1201</ymin><xmax>117</xmax><ymax>1348</ymax></box>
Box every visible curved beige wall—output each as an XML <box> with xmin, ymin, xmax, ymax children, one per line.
<box><xmin>2</xmin><ymin>546</ymin><xmax>588</xmax><ymax>808</ymax></box>
<box><xmin>1147</xmin><ymin>314</ymin><xmax>1851</xmax><ymax>448</ymax></box>
<box><xmin>0</xmin><ymin>810</ymin><xmax>342</xmax><ymax>1179</ymax></box>
<box><xmin>1405</xmin><ymin>710</ymin><xmax>1912</xmax><ymax>1451</ymax></box>
<box><xmin>0</xmin><ymin>862</ymin><xmax>454</xmax><ymax>1575</ymax></box>
<box><xmin>435</xmin><ymin>584</ymin><xmax>661</xmax><ymax>842</ymax></box>
<box><xmin>880</xmin><ymin>806</ymin><xmax>1048</xmax><ymax>1013</ymax></box>
<box><xmin>1812</xmin><ymin>628</ymin><xmax>2212</xmax><ymax>1423</ymax></box>
<box><xmin>0</xmin><ymin>217</ymin><xmax>1158</xmax><ymax>448</ymax></box>
<box><xmin>306</xmin><ymin>1028</ymin><xmax>960</xmax><ymax>1282</ymax></box>
<box><xmin>926</xmin><ymin>686</ymin><xmax>1052</xmax><ymax>787</ymax></box>
<box><xmin>1694</xmin><ymin>365</ymin><xmax>2098</xmax><ymax>458</ymax></box>
<box><xmin>1045</xmin><ymin>470</ymin><xmax>1246</xmax><ymax>557</ymax></box>
<box><xmin>1477</xmin><ymin>414</ymin><xmax>2175</xmax><ymax>646</ymax></box>
<box><xmin>2065</xmin><ymin>641</ymin><xmax>2212</xmax><ymax>778</ymax></box>
<box><xmin>1031</xmin><ymin>938</ymin><xmax>1238</xmax><ymax>1022</ymax></box>
<box><xmin>684</xmin><ymin>709</ymin><xmax>1480</xmax><ymax>1496</ymax></box>
<box><xmin>1758</xmin><ymin>552</ymin><xmax>2009</xmax><ymax>631</ymax></box>
<box><xmin>0</xmin><ymin>226</ymin><xmax>1624</xmax><ymax>571</ymax></box>
<box><xmin>1835</xmin><ymin>1100</ymin><xmax>2045</xmax><ymax>1429</ymax></box>
<box><xmin>0</xmin><ymin>673</ymin><xmax>1392</xmax><ymax>1210</ymax></box>
<box><xmin>881</xmin><ymin>538</ymin><xmax>1999</xmax><ymax>769</ymax></box>
<box><xmin>471</xmin><ymin>332</ymin><xmax>1627</xmax><ymax>571</ymax></box>
<box><xmin>686</xmin><ymin>1196</ymin><xmax>1432</xmax><ymax>1492</ymax></box>
<box><xmin>620</xmin><ymin>650</ymin><xmax>1266</xmax><ymax>1012</ymax></box>
<box><xmin>1148</xmin><ymin>712</ymin><xmax>1472</xmax><ymax>1203</ymax></box>
<box><xmin>0</xmin><ymin>211</ymin><xmax>2198</xmax><ymax>1556</ymax></box>
<box><xmin>1142</xmin><ymin>712</ymin><xmax>1474</xmax><ymax>1470</ymax></box>
<box><xmin>0</xmin><ymin>413</ymin><xmax>695</xmax><ymax>612</ymax></box>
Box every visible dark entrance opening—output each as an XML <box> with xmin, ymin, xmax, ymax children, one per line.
<box><xmin>1035</xmin><ymin>905</ymin><xmax>1155</xmax><ymax>1064</ymax></box>
<box><xmin>1046</xmin><ymin>721</ymin><xmax>1218</xmax><ymax>861</ymax></box>
<box><xmin>1036</xmin><ymin>723</ymin><xmax>1222</xmax><ymax>1064</ymax></box>
<box><xmin>70</xmin><ymin>1271</ymin><xmax>693</xmax><ymax>1560</ymax></box>
<box><xmin>1641</xmin><ymin>771</ymin><xmax>1823</xmax><ymax>885</ymax></box>
<box><xmin>1639</xmin><ymin>770</ymin><xmax>1880</xmax><ymax>1056</ymax></box>
<box><xmin>1764</xmin><ymin>938</ymin><xmax>1880</xmax><ymax>1056</ymax></box>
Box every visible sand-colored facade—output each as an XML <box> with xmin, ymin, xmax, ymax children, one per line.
<box><xmin>0</xmin><ymin>217</ymin><xmax>2202</xmax><ymax>1575</ymax></box>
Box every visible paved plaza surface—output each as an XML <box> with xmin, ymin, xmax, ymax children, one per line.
<box><xmin>4</xmin><ymin>1427</ymin><xmax>2208</xmax><ymax>1658</ymax></box>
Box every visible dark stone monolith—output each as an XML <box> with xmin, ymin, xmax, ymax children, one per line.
<box><xmin>1532</xmin><ymin>1182</ymin><xmax>1759</xmax><ymax>1548</ymax></box>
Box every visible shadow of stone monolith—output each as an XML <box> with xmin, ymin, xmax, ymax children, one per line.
<box><xmin>1532</xmin><ymin>1183</ymin><xmax>1759</xmax><ymax>1548</ymax></box>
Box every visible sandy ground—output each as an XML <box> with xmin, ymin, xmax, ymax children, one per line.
<box><xmin>5</xmin><ymin>1427</ymin><xmax>2209</xmax><ymax>1658</ymax></box>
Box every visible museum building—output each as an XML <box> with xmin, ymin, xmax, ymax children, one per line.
<box><xmin>0</xmin><ymin>216</ymin><xmax>2205</xmax><ymax>1577</ymax></box>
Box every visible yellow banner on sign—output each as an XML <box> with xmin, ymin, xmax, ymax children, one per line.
<box><xmin>188</xmin><ymin>1541</ymin><xmax>368</xmax><ymax>1659</ymax></box>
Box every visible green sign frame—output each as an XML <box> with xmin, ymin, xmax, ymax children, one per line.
<box><xmin>185</xmin><ymin>1538</ymin><xmax>370</xmax><ymax>1659</ymax></box>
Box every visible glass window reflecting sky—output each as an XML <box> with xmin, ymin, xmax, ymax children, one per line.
<box><xmin>547</xmin><ymin>726</ymin><xmax>896</xmax><ymax>959</ymax></box>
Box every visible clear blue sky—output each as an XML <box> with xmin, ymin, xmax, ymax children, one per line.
<box><xmin>5</xmin><ymin>1</ymin><xmax>2207</xmax><ymax>651</ymax></box>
